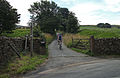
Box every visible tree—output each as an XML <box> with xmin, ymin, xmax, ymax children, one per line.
<box><xmin>28</xmin><ymin>0</ymin><xmax>60</xmax><ymax>34</ymax></box>
<box><xmin>58</xmin><ymin>8</ymin><xmax>69</xmax><ymax>32</ymax></box>
<box><xmin>29</xmin><ymin>0</ymin><xmax>80</xmax><ymax>34</ymax></box>
<box><xmin>66</xmin><ymin>12</ymin><xmax>79</xmax><ymax>33</ymax></box>
<box><xmin>0</xmin><ymin>0</ymin><xmax>20</xmax><ymax>34</ymax></box>
<box><xmin>97</xmin><ymin>23</ymin><xmax>111</xmax><ymax>28</ymax></box>
<box><xmin>104</xmin><ymin>23</ymin><xmax>111</xmax><ymax>28</ymax></box>
<box><xmin>97</xmin><ymin>23</ymin><xmax>104</xmax><ymax>28</ymax></box>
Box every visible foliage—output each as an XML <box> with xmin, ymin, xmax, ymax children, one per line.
<box><xmin>0</xmin><ymin>29</ymin><xmax>30</xmax><ymax>37</ymax></box>
<box><xmin>58</xmin><ymin>8</ymin><xmax>69</xmax><ymax>31</ymax></box>
<box><xmin>28</xmin><ymin>0</ymin><xmax>79</xmax><ymax>34</ymax></box>
<box><xmin>44</xmin><ymin>33</ymin><xmax>54</xmax><ymax>45</ymax></box>
<box><xmin>97</xmin><ymin>23</ymin><xmax>111</xmax><ymax>28</ymax></box>
<box><xmin>66</xmin><ymin>12</ymin><xmax>79</xmax><ymax>33</ymax></box>
<box><xmin>0</xmin><ymin>74</ymin><xmax>9</xmax><ymax>78</ymax></box>
<box><xmin>28</xmin><ymin>0</ymin><xmax>60</xmax><ymax>34</ymax></box>
<box><xmin>33</xmin><ymin>26</ymin><xmax>42</xmax><ymax>37</ymax></box>
<box><xmin>0</xmin><ymin>0</ymin><xmax>20</xmax><ymax>34</ymax></box>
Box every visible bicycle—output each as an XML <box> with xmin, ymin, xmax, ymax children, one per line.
<box><xmin>58</xmin><ymin>40</ymin><xmax>62</xmax><ymax>50</ymax></box>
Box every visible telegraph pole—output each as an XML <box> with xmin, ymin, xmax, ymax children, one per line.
<box><xmin>30</xmin><ymin>22</ymin><xmax>33</xmax><ymax>57</ymax></box>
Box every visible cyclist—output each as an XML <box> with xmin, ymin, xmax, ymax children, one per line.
<box><xmin>57</xmin><ymin>33</ymin><xmax>62</xmax><ymax>45</ymax></box>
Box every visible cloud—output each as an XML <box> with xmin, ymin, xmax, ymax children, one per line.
<box><xmin>70</xmin><ymin>3</ymin><xmax>103</xmax><ymax>25</ymax></box>
<box><xmin>60</xmin><ymin>0</ymin><xmax>77</xmax><ymax>2</ymax></box>
<box><xmin>103</xmin><ymin>0</ymin><xmax>120</xmax><ymax>12</ymax></box>
<box><xmin>6</xmin><ymin>0</ymin><xmax>120</xmax><ymax>25</ymax></box>
<box><xmin>70</xmin><ymin>0</ymin><xmax>120</xmax><ymax>25</ymax></box>
<box><xmin>104</xmin><ymin>0</ymin><xmax>120</xmax><ymax>5</ymax></box>
<box><xmin>6</xmin><ymin>0</ymin><xmax>39</xmax><ymax>26</ymax></box>
<box><xmin>7</xmin><ymin>0</ymin><xmax>51</xmax><ymax>26</ymax></box>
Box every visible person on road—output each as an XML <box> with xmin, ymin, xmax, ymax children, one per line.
<box><xmin>57</xmin><ymin>33</ymin><xmax>62</xmax><ymax>45</ymax></box>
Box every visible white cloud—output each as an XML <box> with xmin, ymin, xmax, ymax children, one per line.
<box><xmin>70</xmin><ymin>3</ymin><xmax>103</xmax><ymax>25</ymax></box>
<box><xmin>6</xmin><ymin>0</ymin><xmax>120</xmax><ymax>25</ymax></box>
<box><xmin>103</xmin><ymin>0</ymin><xmax>120</xmax><ymax>12</ymax></box>
<box><xmin>7</xmin><ymin>0</ymin><xmax>50</xmax><ymax>26</ymax></box>
<box><xmin>60</xmin><ymin>0</ymin><xmax>76</xmax><ymax>2</ymax></box>
<box><xmin>70</xmin><ymin>3</ymin><xmax>101</xmax><ymax>14</ymax></box>
<box><xmin>104</xmin><ymin>0</ymin><xmax>120</xmax><ymax>5</ymax></box>
<box><xmin>70</xmin><ymin>1</ymin><xmax>120</xmax><ymax>25</ymax></box>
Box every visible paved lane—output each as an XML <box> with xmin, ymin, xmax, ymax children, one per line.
<box><xmin>23</xmin><ymin>40</ymin><xmax>109</xmax><ymax>78</ymax></box>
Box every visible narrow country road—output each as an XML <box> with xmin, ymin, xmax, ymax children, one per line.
<box><xmin>23</xmin><ymin>40</ymin><xmax>120</xmax><ymax>78</ymax></box>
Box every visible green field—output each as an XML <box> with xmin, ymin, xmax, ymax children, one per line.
<box><xmin>0</xmin><ymin>29</ymin><xmax>30</xmax><ymax>37</ymax></box>
<box><xmin>79</xmin><ymin>26</ymin><xmax>120</xmax><ymax>38</ymax></box>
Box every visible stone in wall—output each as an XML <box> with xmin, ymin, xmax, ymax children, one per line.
<box><xmin>93</xmin><ymin>38</ymin><xmax>120</xmax><ymax>55</ymax></box>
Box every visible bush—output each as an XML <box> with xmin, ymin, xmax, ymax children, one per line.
<box><xmin>97</xmin><ymin>23</ymin><xmax>111</xmax><ymax>28</ymax></box>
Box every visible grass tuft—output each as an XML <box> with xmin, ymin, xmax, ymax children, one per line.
<box><xmin>0</xmin><ymin>74</ymin><xmax>9</xmax><ymax>78</ymax></box>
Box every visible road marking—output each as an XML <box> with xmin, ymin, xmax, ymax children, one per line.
<box><xmin>38</xmin><ymin>59</ymin><xmax>107</xmax><ymax>74</ymax></box>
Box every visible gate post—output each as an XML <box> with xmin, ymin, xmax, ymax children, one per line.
<box><xmin>72</xmin><ymin>37</ymin><xmax>73</xmax><ymax>47</ymax></box>
<box><xmin>90</xmin><ymin>36</ymin><xmax>95</xmax><ymax>53</ymax></box>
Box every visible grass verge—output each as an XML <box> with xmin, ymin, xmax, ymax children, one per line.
<box><xmin>0</xmin><ymin>54</ymin><xmax>47</xmax><ymax>78</ymax></box>
<box><xmin>71</xmin><ymin>48</ymin><xmax>93</xmax><ymax>56</ymax></box>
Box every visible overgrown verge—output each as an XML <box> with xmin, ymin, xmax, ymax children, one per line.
<box><xmin>45</xmin><ymin>33</ymin><xmax>54</xmax><ymax>45</ymax></box>
<box><xmin>0</xmin><ymin>54</ymin><xmax>47</xmax><ymax>78</ymax></box>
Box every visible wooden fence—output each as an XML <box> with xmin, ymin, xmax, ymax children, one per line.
<box><xmin>71</xmin><ymin>37</ymin><xmax>90</xmax><ymax>50</ymax></box>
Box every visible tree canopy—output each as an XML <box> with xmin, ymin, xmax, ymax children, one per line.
<box><xmin>0</xmin><ymin>0</ymin><xmax>20</xmax><ymax>34</ymax></box>
<box><xmin>97</xmin><ymin>23</ymin><xmax>111</xmax><ymax>28</ymax></box>
<box><xmin>28</xmin><ymin>0</ymin><xmax>79</xmax><ymax>34</ymax></box>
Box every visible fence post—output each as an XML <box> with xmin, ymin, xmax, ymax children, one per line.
<box><xmin>90</xmin><ymin>36</ymin><xmax>95</xmax><ymax>53</ymax></box>
<box><xmin>72</xmin><ymin>37</ymin><xmax>73</xmax><ymax>47</ymax></box>
<box><xmin>25</xmin><ymin>35</ymin><xmax>27</xmax><ymax>52</ymax></box>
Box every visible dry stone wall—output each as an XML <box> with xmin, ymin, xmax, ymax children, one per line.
<box><xmin>92</xmin><ymin>38</ymin><xmax>120</xmax><ymax>55</ymax></box>
<box><xmin>0</xmin><ymin>37</ymin><xmax>46</xmax><ymax>65</ymax></box>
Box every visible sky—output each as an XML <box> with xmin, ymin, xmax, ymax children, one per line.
<box><xmin>6</xmin><ymin>0</ymin><xmax>120</xmax><ymax>26</ymax></box>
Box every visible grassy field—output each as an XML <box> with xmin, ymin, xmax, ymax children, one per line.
<box><xmin>0</xmin><ymin>29</ymin><xmax>30</xmax><ymax>37</ymax></box>
<box><xmin>79</xmin><ymin>26</ymin><xmax>120</xmax><ymax>38</ymax></box>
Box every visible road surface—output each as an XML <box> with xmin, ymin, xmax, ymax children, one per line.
<box><xmin>23</xmin><ymin>40</ymin><xmax>120</xmax><ymax>78</ymax></box>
